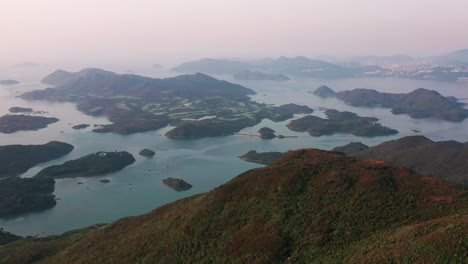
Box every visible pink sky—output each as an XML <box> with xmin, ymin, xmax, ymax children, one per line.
<box><xmin>1</xmin><ymin>0</ymin><xmax>467</xmax><ymax>66</ymax></box>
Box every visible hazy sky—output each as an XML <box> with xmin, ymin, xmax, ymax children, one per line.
<box><xmin>1</xmin><ymin>0</ymin><xmax>468</xmax><ymax>67</ymax></box>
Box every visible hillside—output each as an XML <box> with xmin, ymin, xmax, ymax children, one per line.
<box><xmin>0</xmin><ymin>149</ymin><xmax>466</xmax><ymax>263</ymax></box>
<box><xmin>351</xmin><ymin>136</ymin><xmax>468</xmax><ymax>186</ymax></box>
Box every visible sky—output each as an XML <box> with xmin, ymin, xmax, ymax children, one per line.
<box><xmin>1</xmin><ymin>0</ymin><xmax>468</xmax><ymax>67</ymax></box>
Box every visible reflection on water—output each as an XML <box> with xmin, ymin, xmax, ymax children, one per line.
<box><xmin>0</xmin><ymin>71</ymin><xmax>467</xmax><ymax>236</ymax></box>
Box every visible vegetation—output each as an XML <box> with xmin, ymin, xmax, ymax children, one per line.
<box><xmin>287</xmin><ymin>109</ymin><xmax>398</xmax><ymax>137</ymax></box>
<box><xmin>0</xmin><ymin>177</ymin><xmax>56</xmax><ymax>217</ymax></box>
<box><xmin>0</xmin><ymin>141</ymin><xmax>74</xmax><ymax>178</ymax></box>
<box><xmin>0</xmin><ymin>225</ymin><xmax>103</xmax><ymax>264</ymax></box>
<box><xmin>1</xmin><ymin>149</ymin><xmax>465</xmax><ymax>263</ymax></box>
<box><xmin>35</xmin><ymin>151</ymin><xmax>135</xmax><ymax>178</ymax></box>
<box><xmin>0</xmin><ymin>115</ymin><xmax>59</xmax><ymax>134</ymax></box>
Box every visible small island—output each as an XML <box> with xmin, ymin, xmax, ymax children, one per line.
<box><xmin>239</xmin><ymin>150</ymin><xmax>284</xmax><ymax>165</ymax></box>
<box><xmin>313</xmin><ymin>85</ymin><xmax>335</xmax><ymax>97</ymax></box>
<box><xmin>0</xmin><ymin>141</ymin><xmax>74</xmax><ymax>178</ymax></box>
<box><xmin>72</xmin><ymin>124</ymin><xmax>90</xmax><ymax>130</ymax></box>
<box><xmin>8</xmin><ymin>107</ymin><xmax>33</xmax><ymax>113</ymax></box>
<box><xmin>99</xmin><ymin>179</ymin><xmax>111</xmax><ymax>183</ymax></box>
<box><xmin>0</xmin><ymin>80</ymin><xmax>20</xmax><ymax>85</ymax></box>
<box><xmin>0</xmin><ymin>177</ymin><xmax>56</xmax><ymax>217</ymax></box>
<box><xmin>233</xmin><ymin>70</ymin><xmax>290</xmax><ymax>81</ymax></box>
<box><xmin>35</xmin><ymin>151</ymin><xmax>135</xmax><ymax>178</ymax></box>
<box><xmin>162</xmin><ymin>177</ymin><xmax>192</xmax><ymax>191</ymax></box>
<box><xmin>0</xmin><ymin>114</ymin><xmax>59</xmax><ymax>134</ymax></box>
<box><xmin>286</xmin><ymin>109</ymin><xmax>398</xmax><ymax>137</ymax></box>
<box><xmin>332</xmin><ymin>142</ymin><xmax>369</xmax><ymax>155</ymax></box>
<box><xmin>139</xmin><ymin>149</ymin><xmax>155</xmax><ymax>157</ymax></box>
<box><xmin>258</xmin><ymin>127</ymin><xmax>276</xmax><ymax>139</ymax></box>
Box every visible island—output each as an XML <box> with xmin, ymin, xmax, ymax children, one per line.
<box><xmin>162</xmin><ymin>177</ymin><xmax>192</xmax><ymax>191</ymax></box>
<box><xmin>72</xmin><ymin>124</ymin><xmax>90</xmax><ymax>130</ymax></box>
<box><xmin>0</xmin><ymin>176</ymin><xmax>56</xmax><ymax>217</ymax></box>
<box><xmin>286</xmin><ymin>109</ymin><xmax>398</xmax><ymax>137</ymax></box>
<box><xmin>332</xmin><ymin>142</ymin><xmax>369</xmax><ymax>155</ymax></box>
<box><xmin>99</xmin><ymin>179</ymin><xmax>111</xmax><ymax>183</ymax></box>
<box><xmin>0</xmin><ymin>80</ymin><xmax>20</xmax><ymax>85</ymax></box>
<box><xmin>239</xmin><ymin>150</ymin><xmax>284</xmax><ymax>165</ymax></box>
<box><xmin>8</xmin><ymin>107</ymin><xmax>33</xmax><ymax>113</ymax></box>
<box><xmin>139</xmin><ymin>149</ymin><xmax>155</xmax><ymax>157</ymax></box>
<box><xmin>258</xmin><ymin>127</ymin><xmax>276</xmax><ymax>139</ymax></box>
<box><xmin>0</xmin><ymin>114</ymin><xmax>59</xmax><ymax>134</ymax></box>
<box><xmin>0</xmin><ymin>141</ymin><xmax>74</xmax><ymax>178</ymax></box>
<box><xmin>233</xmin><ymin>70</ymin><xmax>290</xmax><ymax>81</ymax></box>
<box><xmin>21</xmin><ymin>69</ymin><xmax>314</xmax><ymax>138</ymax></box>
<box><xmin>323</xmin><ymin>87</ymin><xmax>468</xmax><ymax>122</ymax></box>
<box><xmin>35</xmin><ymin>151</ymin><xmax>135</xmax><ymax>178</ymax></box>
<box><xmin>312</xmin><ymin>85</ymin><xmax>335</xmax><ymax>97</ymax></box>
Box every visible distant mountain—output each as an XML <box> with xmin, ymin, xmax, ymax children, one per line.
<box><xmin>172</xmin><ymin>57</ymin><xmax>384</xmax><ymax>79</ymax></box>
<box><xmin>172</xmin><ymin>58</ymin><xmax>251</xmax><ymax>74</ymax></box>
<box><xmin>41</xmin><ymin>68</ymin><xmax>115</xmax><ymax>86</ymax></box>
<box><xmin>233</xmin><ymin>70</ymin><xmax>290</xmax><ymax>81</ymax></box>
<box><xmin>324</xmin><ymin>87</ymin><xmax>468</xmax><ymax>122</ymax></box>
<box><xmin>1</xmin><ymin>149</ymin><xmax>466</xmax><ymax>263</ymax></box>
<box><xmin>257</xmin><ymin>56</ymin><xmax>356</xmax><ymax>78</ymax></box>
<box><xmin>350</xmin><ymin>136</ymin><xmax>468</xmax><ymax>186</ymax></box>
